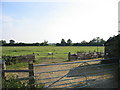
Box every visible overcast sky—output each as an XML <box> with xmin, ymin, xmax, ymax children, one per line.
<box><xmin>0</xmin><ymin>0</ymin><xmax>119</xmax><ymax>43</ymax></box>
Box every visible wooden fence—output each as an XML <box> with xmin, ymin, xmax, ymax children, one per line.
<box><xmin>2</xmin><ymin>62</ymin><xmax>35</xmax><ymax>88</ymax></box>
<box><xmin>1</xmin><ymin>57</ymin><xmax>118</xmax><ymax>88</ymax></box>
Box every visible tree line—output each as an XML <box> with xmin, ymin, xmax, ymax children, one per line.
<box><xmin>56</xmin><ymin>37</ymin><xmax>105</xmax><ymax>46</ymax></box>
<box><xmin>0</xmin><ymin>37</ymin><xmax>106</xmax><ymax>46</ymax></box>
<box><xmin>0</xmin><ymin>40</ymin><xmax>48</xmax><ymax>46</ymax></box>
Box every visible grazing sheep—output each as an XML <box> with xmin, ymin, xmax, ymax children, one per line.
<box><xmin>48</xmin><ymin>52</ymin><xmax>53</xmax><ymax>55</ymax></box>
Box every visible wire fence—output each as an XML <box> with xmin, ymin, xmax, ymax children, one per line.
<box><xmin>33</xmin><ymin>46</ymin><xmax>104</xmax><ymax>63</ymax></box>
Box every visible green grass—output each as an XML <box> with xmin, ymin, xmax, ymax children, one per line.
<box><xmin>6</xmin><ymin>63</ymin><xmax>28</xmax><ymax>70</ymax></box>
<box><xmin>2</xmin><ymin>46</ymin><xmax>104</xmax><ymax>55</ymax></box>
<box><xmin>2</xmin><ymin>46</ymin><xmax>104</xmax><ymax>63</ymax></box>
<box><xmin>1</xmin><ymin>46</ymin><xmax>104</xmax><ymax>69</ymax></box>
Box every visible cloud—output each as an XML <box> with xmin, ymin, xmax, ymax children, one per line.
<box><xmin>1</xmin><ymin>0</ymin><xmax>118</xmax><ymax>43</ymax></box>
<box><xmin>1</xmin><ymin>15</ymin><xmax>49</xmax><ymax>42</ymax></box>
<box><xmin>1</xmin><ymin>16</ymin><xmax>15</xmax><ymax>32</ymax></box>
<box><xmin>41</xmin><ymin>1</ymin><xmax>118</xmax><ymax>42</ymax></box>
<box><xmin>1</xmin><ymin>15</ymin><xmax>14</xmax><ymax>23</ymax></box>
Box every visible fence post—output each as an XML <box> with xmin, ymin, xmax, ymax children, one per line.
<box><xmin>28</xmin><ymin>62</ymin><xmax>35</xmax><ymax>88</ymax></box>
<box><xmin>2</xmin><ymin>61</ymin><xmax>5</xmax><ymax>80</ymax></box>
<box><xmin>68</xmin><ymin>52</ymin><xmax>71</xmax><ymax>61</ymax></box>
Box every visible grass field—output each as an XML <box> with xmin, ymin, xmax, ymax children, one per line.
<box><xmin>2</xmin><ymin>46</ymin><xmax>118</xmax><ymax>88</ymax></box>
<box><xmin>1</xmin><ymin>46</ymin><xmax>104</xmax><ymax>69</ymax></box>
<box><xmin>2</xmin><ymin>46</ymin><xmax>104</xmax><ymax>55</ymax></box>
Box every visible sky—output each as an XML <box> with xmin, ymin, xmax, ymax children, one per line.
<box><xmin>0</xmin><ymin>0</ymin><xmax>119</xmax><ymax>43</ymax></box>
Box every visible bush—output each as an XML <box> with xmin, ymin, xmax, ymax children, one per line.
<box><xmin>2</xmin><ymin>74</ymin><xmax>44</xmax><ymax>89</ymax></box>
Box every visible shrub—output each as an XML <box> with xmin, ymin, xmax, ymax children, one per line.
<box><xmin>2</xmin><ymin>74</ymin><xmax>44</xmax><ymax>89</ymax></box>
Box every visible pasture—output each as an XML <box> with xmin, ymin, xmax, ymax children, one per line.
<box><xmin>2</xmin><ymin>46</ymin><xmax>118</xmax><ymax>88</ymax></box>
<box><xmin>1</xmin><ymin>46</ymin><xmax>104</xmax><ymax>69</ymax></box>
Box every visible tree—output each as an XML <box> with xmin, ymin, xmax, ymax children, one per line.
<box><xmin>34</xmin><ymin>43</ymin><xmax>40</xmax><ymax>46</ymax></box>
<box><xmin>18</xmin><ymin>42</ymin><xmax>25</xmax><ymax>46</ymax></box>
<box><xmin>0</xmin><ymin>40</ymin><xmax>6</xmax><ymax>46</ymax></box>
<box><xmin>40</xmin><ymin>40</ymin><xmax>48</xmax><ymax>46</ymax></box>
<box><xmin>88</xmin><ymin>37</ymin><xmax>99</xmax><ymax>45</ymax></box>
<box><xmin>73</xmin><ymin>43</ymin><xmax>80</xmax><ymax>46</ymax></box>
<box><xmin>90</xmin><ymin>38</ymin><xmax>96</xmax><ymax>42</ymax></box>
<box><xmin>56</xmin><ymin>43</ymin><xmax>61</xmax><ymax>46</ymax></box>
<box><xmin>100</xmin><ymin>38</ymin><xmax>106</xmax><ymax>45</ymax></box>
<box><xmin>61</xmin><ymin>39</ymin><xmax>66</xmax><ymax>46</ymax></box>
<box><xmin>67</xmin><ymin>39</ymin><xmax>72</xmax><ymax>46</ymax></box>
<box><xmin>9</xmin><ymin>40</ymin><xmax>15</xmax><ymax>45</ymax></box>
<box><xmin>80</xmin><ymin>40</ymin><xmax>88</xmax><ymax>46</ymax></box>
<box><xmin>88</xmin><ymin>37</ymin><xmax>106</xmax><ymax>46</ymax></box>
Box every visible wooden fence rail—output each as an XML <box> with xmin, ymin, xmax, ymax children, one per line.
<box><xmin>2</xmin><ymin>62</ymin><xmax>35</xmax><ymax>88</ymax></box>
<box><xmin>3</xmin><ymin>70</ymin><xmax>32</xmax><ymax>72</ymax></box>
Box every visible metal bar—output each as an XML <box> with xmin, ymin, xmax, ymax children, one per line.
<box><xmin>36</xmin><ymin>76</ymin><xmax>63</xmax><ymax>80</ymax></box>
<box><xmin>61</xmin><ymin>83</ymin><xmax>86</xmax><ymax>88</ymax></box>
<box><xmin>43</xmin><ymin>71</ymin><xmax>113</xmax><ymax>88</ymax></box>
<box><xmin>36</xmin><ymin>72</ymin><xmax>105</xmax><ymax>84</ymax></box>
<box><xmin>34</xmin><ymin>63</ymin><xmax>116</xmax><ymax>74</ymax></box>
<box><xmin>37</xmin><ymin>71</ymin><xmax>113</xmax><ymax>84</ymax></box>
<box><xmin>35</xmin><ymin>71</ymin><xmax>114</xmax><ymax>88</ymax></box>
<box><xmin>83</xmin><ymin>71</ymin><xmax>114</xmax><ymax>77</ymax></box>
<box><xmin>35</xmin><ymin>68</ymin><xmax>114</xmax><ymax>81</ymax></box>
<box><xmin>66</xmin><ymin>68</ymin><xmax>114</xmax><ymax>77</ymax></box>
<box><xmin>46</xmin><ymin>74</ymin><xmax>67</xmax><ymax>88</ymax></box>
<box><xmin>65</xmin><ymin>74</ymin><xmax>112</xmax><ymax>88</ymax></box>
<box><xmin>36</xmin><ymin>77</ymin><xmax>81</xmax><ymax>84</ymax></box>
<box><xmin>62</xmin><ymin>80</ymin><xmax>94</xmax><ymax>88</ymax></box>
<box><xmin>77</xmin><ymin>75</ymin><xmax>114</xmax><ymax>88</ymax></box>
<box><xmin>3</xmin><ymin>70</ymin><xmax>32</xmax><ymax>72</ymax></box>
<box><xmin>35</xmin><ymin>68</ymin><xmax>70</xmax><ymax>74</ymax></box>
<box><xmin>72</xmin><ymin>63</ymin><xmax>116</xmax><ymax>69</ymax></box>
<box><xmin>50</xmin><ymin>79</ymin><xmax>86</xmax><ymax>87</ymax></box>
<box><xmin>33</xmin><ymin>57</ymin><xmax>118</xmax><ymax>67</ymax></box>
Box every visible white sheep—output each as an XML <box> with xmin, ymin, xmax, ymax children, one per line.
<box><xmin>48</xmin><ymin>52</ymin><xmax>53</xmax><ymax>55</ymax></box>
